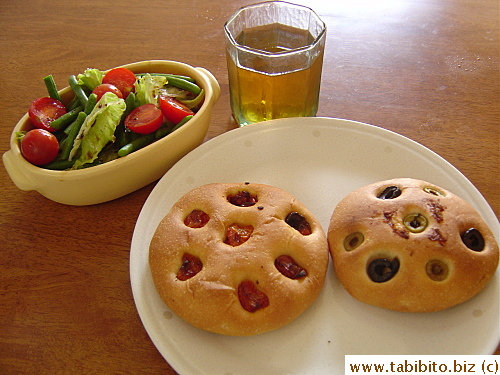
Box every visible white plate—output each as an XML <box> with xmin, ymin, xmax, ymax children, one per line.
<box><xmin>130</xmin><ymin>117</ymin><xmax>499</xmax><ymax>375</ymax></box>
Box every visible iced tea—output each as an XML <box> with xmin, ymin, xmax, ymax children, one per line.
<box><xmin>224</xmin><ymin>2</ymin><xmax>326</xmax><ymax>126</ymax></box>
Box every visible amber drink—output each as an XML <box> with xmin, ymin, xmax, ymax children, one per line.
<box><xmin>225</xmin><ymin>1</ymin><xmax>326</xmax><ymax>126</ymax></box>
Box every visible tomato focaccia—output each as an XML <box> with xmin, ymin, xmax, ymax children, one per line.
<box><xmin>149</xmin><ymin>182</ymin><xmax>329</xmax><ymax>336</ymax></box>
<box><xmin>328</xmin><ymin>178</ymin><xmax>499</xmax><ymax>313</ymax></box>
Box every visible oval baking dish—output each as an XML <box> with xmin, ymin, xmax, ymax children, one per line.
<box><xmin>3</xmin><ymin>60</ymin><xmax>220</xmax><ymax>205</ymax></box>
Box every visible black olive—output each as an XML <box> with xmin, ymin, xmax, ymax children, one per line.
<box><xmin>461</xmin><ymin>228</ymin><xmax>485</xmax><ymax>252</ymax></box>
<box><xmin>367</xmin><ymin>257</ymin><xmax>400</xmax><ymax>282</ymax></box>
<box><xmin>285</xmin><ymin>212</ymin><xmax>312</xmax><ymax>235</ymax></box>
<box><xmin>377</xmin><ymin>186</ymin><xmax>402</xmax><ymax>199</ymax></box>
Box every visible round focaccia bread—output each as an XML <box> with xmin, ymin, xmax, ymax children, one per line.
<box><xmin>149</xmin><ymin>182</ymin><xmax>329</xmax><ymax>336</ymax></box>
<box><xmin>328</xmin><ymin>178</ymin><xmax>499</xmax><ymax>313</ymax></box>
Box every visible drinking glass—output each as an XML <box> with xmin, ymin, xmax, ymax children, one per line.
<box><xmin>224</xmin><ymin>1</ymin><xmax>326</xmax><ymax>126</ymax></box>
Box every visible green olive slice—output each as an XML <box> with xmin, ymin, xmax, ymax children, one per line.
<box><xmin>343</xmin><ymin>232</ymin><xmax>364</xmax><ymax>251</ymax></box>
<box><xmin>403</xmin><ymin>213</ymin><xmax>428</xmax><ymax>233</ymax></box>
<box><xmin>426</xmin><ymin>259</ymin><xmax>449</xmax><ymax>281</ymax></box>
<box><xmin>423</xmin><ymin>186</ymin><xmax>445</xmax><ymax>196</ymax></box>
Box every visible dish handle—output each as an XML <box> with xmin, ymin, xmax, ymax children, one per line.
<box><xmin>2</xmin><ymin>150</ymin><xmax>35</xmax><ymax>191</ymax></box>
<box><xmin>196</xmin><ymin>67</ymin><xmax>221</xmax><ymax>105</ymax></box>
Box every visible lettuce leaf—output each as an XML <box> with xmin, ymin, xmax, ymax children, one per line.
<box><xmin>69</xmin><ymin>92</ymin><xmax>126</xmax><ymax>169</ymax></box>
<box><xmin>77</xmin><ymin>68</ymin><xmax>103</xmax><ymax>91</ymax></box>
<box><xmin>135</xmin><ymin>73</ymin><xmax>167</xmax><ymax>106</ymax></box>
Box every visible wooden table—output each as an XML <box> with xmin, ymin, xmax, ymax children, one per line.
<box><xmin>0</xmin><ymin>0</ymin><xmax>498</xmax><ymax>373</ymax></box>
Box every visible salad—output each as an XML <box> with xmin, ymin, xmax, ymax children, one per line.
<box><xmin>17</xmin><ymin>67</ymin><xmax>204</xmax><ymax>169</ymax></box>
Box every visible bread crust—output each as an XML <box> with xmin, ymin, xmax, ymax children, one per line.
<box><xmin>328</xmin><ymin>178</ymin><xmax>499</xmax><ymax>312</ymax></box>
<box><xmin>149</xmin><ymin>182</ymin><xmax>329</xmax><ymax>335</ymax></box>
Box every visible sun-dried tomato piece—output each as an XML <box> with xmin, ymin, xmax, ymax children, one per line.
<box><xmin>383</xmin><ymin>211</ymin><xmax>410</xmax><ymax>239</ymax></box>
<box><xmin>428</xmin><ymin>228</ymin><xmax>447</xmax><ymax>246</ymax></box>
<box><xmin>238</xmin><ymin>280</ymin><xmax>269</xmax><ymax>312</ymax></box>
<box><xmin>275</xmin><ymin>255</ymin><xmax>308</xmax><ymax>279</ymax></box>
<box><xmin>184</xmin><ymin>209</ymin><xmax>210</xmax><ymax>228</ymax></box>
<box><xmin>224</xmin><ymin>224</ymin><xmax>253</xmax><ymax>246</ymax></box>
<box><xmin>285</xmin><ymin>212</ymin><xmax>312</xmax><ymax>235</ymax></box>
<box><xmin>177</xmin><ymin>253</ymin><xmax>203</xmax><ymax>281</ymax></box>
<box><xmin>227</xmin><ymin>191</ymin><xmax>258</xmax><ymax>207</ymax></box>
<box><xmin>425</xmin><ymin>199</ymin><xmax>446</xmax><ymax>223</ymax></box>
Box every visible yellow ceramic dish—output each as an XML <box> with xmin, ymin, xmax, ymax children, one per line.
<box><xmin>2</xmin><ymin>60</ymin><xmax>220</xmax><ymax>205</ymax></box>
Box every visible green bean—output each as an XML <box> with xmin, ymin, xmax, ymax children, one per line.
<box><xmin>118</xmin><ymin>133</ymin><xmax>155</xmax><ymax>157</ymax></box>
<box><xmin>84</xmin><ymin>93</ymin><xmax>98</xmax><ymax>115</ymax></box>
<box><xmin>55</xmin><ymin>131</ymin><xmax>67</xmax><ymax>142</ymax></box>
<box><xmin>123</xmin><ymin>92</ymin><xmax>137</xmax><ymax>118</ymax></box>
<box><xmin>135</xmin><ymin>72</ymin><xmax>200</xmax><ymax>94</ymax></box>
<box><xmin>136</xmin><ymin>73</ymin><xmax>196</xmax><ymax>83</ymax></box>
<box><xmin>165</xmin><ymin>76</ymin><xmax>201</xmax><ymax>95</ymax></box>
<box><xmin>42</xmin><ymin>159</ymin><xmax>75</xmax><ymax>170</ymax></box>
<box><xmin>130</xmin><ymin>131</ymin><xmax>142</xmax><ymax>142</ymax></box>
<box><xmin>43</xmin><ymin>158</ymin><xmax>98</xmax><ymax>170</ymax></box>
<box><xmin>63</xmin><ymin>115</ymin><xmax>79</xmax><ymax>135</ymax></box>
<box><xmin>171</xmin><ymin>115</ymin><xmax>193</xmax><ymax>132</ymax></box>
<box><xmin>80</xmin><ymin>159</ymin><xmax>101</xmax><ymax>169</ymax></box>
<box><xmin>68</xmin><ymin>75</ymin><xmax>88</xmax><ymax>107</ymax></box>
<box><xmin>116</xmin><ymin>125</ymin><xmax>130</xmax><ymax>148</ymax></box>
<box><xmin>49</xmin><ymin>105</ymin><xmax>83</xmax><ymax>131</ymax></box>
<box><xmin>115</xmin><ymin>92</ymin><xmax>138</xmax><ymax>147</ymax></box>
<box><xmin>60</xmin><ymin>111</ymin><xmax>87</xmax><ymax>160</ymax></box>
<box><xmin>115</xmin><ymin>121</ymin><xmax>133</xmax><ymax>148</ymax></box>
<box><xmin>43</xmin><ymin>75</ymin><xmax>62</xmax><ymax>102</ymax></box>
<box><xmin>67</xmin><ymin>96</ymin><xmax>81</xmax><ymax>111</ymax></box>
<box><xmin>154</xmin><ymin>125</ymin><xmax>171</xmax><ymax>139</ymax></box>
<box><xmin>180</xmin><ymin>89</ymin><xmax>205</xmax><ymax>109</ymax></box>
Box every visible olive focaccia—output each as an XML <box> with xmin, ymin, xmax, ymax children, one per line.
<box><xmin>149</xmin><ymin>182</ymin><xmax>329</xmax><ymax>336</ymax></box>
<box><xmin>328</xmin><ymin>178</ymin><xmax>499</xmax><ymax>313</ymax></box>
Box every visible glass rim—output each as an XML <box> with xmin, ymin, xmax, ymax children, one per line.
<box><xmin>224</xmin><ymin>1</ymin><xmax>326</xmax><ymax>57</ymax></box>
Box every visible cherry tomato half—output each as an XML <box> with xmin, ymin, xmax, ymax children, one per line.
<box><xmin>124</xmin><ymin>104</ymin><xmax>163</xmax><ymax>134</ymax></box>
<box><xmin>28</xmin><ymin>97</ymin><xmax>67</xmax><ymax>132</ymax></box>
<box><xmin>92</xmin><ymin>83</ymin><xmax>123</xmax><ymax>102</ymax></box>
<box><xmin>159</xmin><ymin>96</ymin><xmax>194</xmax><ymax>124</ymax></box>
<box><xmin>20</xmin><ymin>129</ymin><xmax>59</xmax><ymax>166</ymax></box>
<box><xmin>102</xmin><ymin>67</ymin><xmax>136</xmax><ymax>98</ymax></box>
